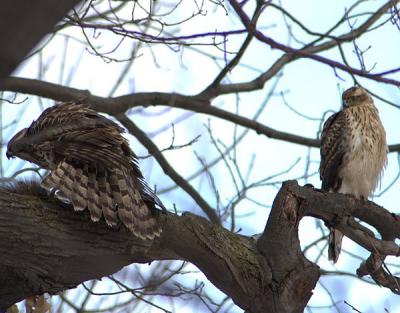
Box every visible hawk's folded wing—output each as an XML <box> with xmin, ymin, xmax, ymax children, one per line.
<box><xmin>319</xmin><ymin>111</ymin><xmax>349</xmax><ymax>192</ymax></box>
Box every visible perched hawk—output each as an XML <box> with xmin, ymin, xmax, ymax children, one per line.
<box><xmin>6</xmin><ymin>102</ymin><xmax>163</xmax><ymax>240</ymax></box>
<box><xmin>320</xmin><ymin>86</ymin><xmax>387</xmax><ymax>263</ymax></box>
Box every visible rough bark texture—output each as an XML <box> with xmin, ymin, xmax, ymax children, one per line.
<box><xmin>0</xmin><ymin>0</ymin><xmax>81</xmax><ymax>86</ymax></box>
<box><xmin>0</xmin><ymin>181</ymin><xmax>306</xmax><ymax>312</ymax></box>
<box><xmin>1</xmin><ymin>180</ymin><xmax>399</xmax><ymax>312</ymax></box>
<box><xmin>257</xmin><ymin>186</ymin><xmax>319</xmax><ymax>312</ymax></box>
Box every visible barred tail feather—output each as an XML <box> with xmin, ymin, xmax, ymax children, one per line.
<box><xmin>86</xmin><ymin>166</ymin><xmax>102</xmax><ymax>222</ymax></box>
<box><xmin>109</xmin><ymin>170</ymin><xmax>127</xmax><ymax>213</ymax></box>
<box><xmin>328</xmin><ymin>228</ymin><xmax>343</xmax><ymax>263</ymax></box>
<box><xmin>117</xmin><ymin>169</ymin><xmax>132</xmax><ymax>213</ymax></box>
<box><xmin>57</xmin><ymin>162</ymin><xmax>75</xmax><ymax>201</ymax></box>
<box><xmin>109</xmin><ymin>170</ymin><xmax>136</xmax><ymax>234</ymax></box>
<box><xmin>41</xmin><ymin>163</ymin><xmax>66</xmax><ymax>190</ymax></box>
<box><xmin>41</xmin><ymin>162</ymin><xmax>161</xmax><ymax>240</ymax></box>
<box><xmin>42</xmin><ymin>162</ymin><xmax>74</xmax><ymax>202</ymax></box>
<box><xmin>98</xmin><ymin>169</ymin><xmax>118</xmax><ymax>226</ymax></box>
<box><xmin>127</xmin><ymin>175</ymin><xmax>161</xmax><ymax>240</ymax></box>
<box><xmin>108</xmin><ymin>169</ymin><xmax>161</xmax><ymax>240</ymax></box>
<box><xmin>71</xmin><ymin>167</ymin><xmax>86</xmax><ymax>211</ymax></box>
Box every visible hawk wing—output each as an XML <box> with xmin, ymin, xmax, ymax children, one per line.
<box><xmin>319</xmin><ymin>111</ymin><xmax>349</xmax><ymax>192</ymax></box>
<box><xmin>33</xmin><ymin>102</ymin><xmax>162</xmax><ymax>240</ymax></box>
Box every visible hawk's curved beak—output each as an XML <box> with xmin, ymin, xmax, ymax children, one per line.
<box><xmin>6</xmin><ymin>151</ymin><xmax>12</xmax><ymax>159</ymax></box>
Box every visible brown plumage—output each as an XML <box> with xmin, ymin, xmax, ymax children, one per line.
<box><xmin>6</xmin><ymin>102</ymin><xmax>163</xmax><ymax>240</ymax></box>
<box><xmin>320</xmin><ymin>86</ymin><xmax>387</xmax><ymax>263</ymax></box>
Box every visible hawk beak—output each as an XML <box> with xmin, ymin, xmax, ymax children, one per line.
<box><xmin>6</xmin><ymin>151</ymin><xmax>12</xmax><ymax>159</ymax></box>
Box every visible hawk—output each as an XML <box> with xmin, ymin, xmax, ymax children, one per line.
<box><xmin>6</xmin><ymin>102</ymin><xmax>163</xmax><ymax>240</ymax></box>
<box><xmin>320</xmin><ymin>86</ymin><xmax>388</xmax><ymax>263</ymax></box>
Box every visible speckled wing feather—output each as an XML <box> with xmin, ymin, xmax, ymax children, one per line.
<box><xmin>319</xmin><ymin>111</ymin><xmax>349</xmax><ymax>192</ymax></box>
<box><xmin>29</xmin><ymin>102</ymin><xmax>162</xmax><ymax>240</ymax></box>
<box><xmin>319</xmin><ymin>110</ymin><xmax>350</xmax><ymax>263</ymax></box>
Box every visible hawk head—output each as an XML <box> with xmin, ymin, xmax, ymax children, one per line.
<box><xmin>6</xmin><ymin>128</ymin><xmax>29</xmax><ymax>160</ymax></box>
<box><xmin>7</xmin><ymin>128</ymin><xmax>48</xmax><ymax>167</ymax></box>
<box><xmin>342</xmin><ymin>86</ymin><xmax>373</xmax><ymax>107</ymax></box>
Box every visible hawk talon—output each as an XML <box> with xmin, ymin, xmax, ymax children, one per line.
<box><xmin>48</xmin><ymin>188</ymin><xmax>57</xmax><ymax>199</ymax></box>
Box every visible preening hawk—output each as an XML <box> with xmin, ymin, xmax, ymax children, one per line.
<box><xmin>320</xmin><ymin>86</ymin><xmax>387</xmax><ymax>263</ymax></box>
<box><xmin>6</xmin><ymin>102</ymin><xmax>163</xmax><ymax>240</ymax></box>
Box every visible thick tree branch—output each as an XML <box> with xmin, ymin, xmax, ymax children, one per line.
<box><xmin>0</xmin><ymin>0</ymin><xmax>81</xmax><ymax>86</ymax></box>
<box><xmin>2</xmin><ymin>180</ymin><xmax>400</xmax><ymax>312</ymax></box>
<box><xmin>2</xmin><ymin>77</ymin><xmax>400</xmax><ymax>152</ymax></box>
<box><xmin>0</xmin><ymin>180</ymin><xmax>312</xmax><ymax>313</ymax></box>
<box><xmin>282</xmin><ymin>181</ymin><xmax>400</xmax><ymax>293</ymax></box>
<box><xmin>0</xmin><ymin>181</ymin><xmax>261</xmax><ymax>311</ymax></box>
